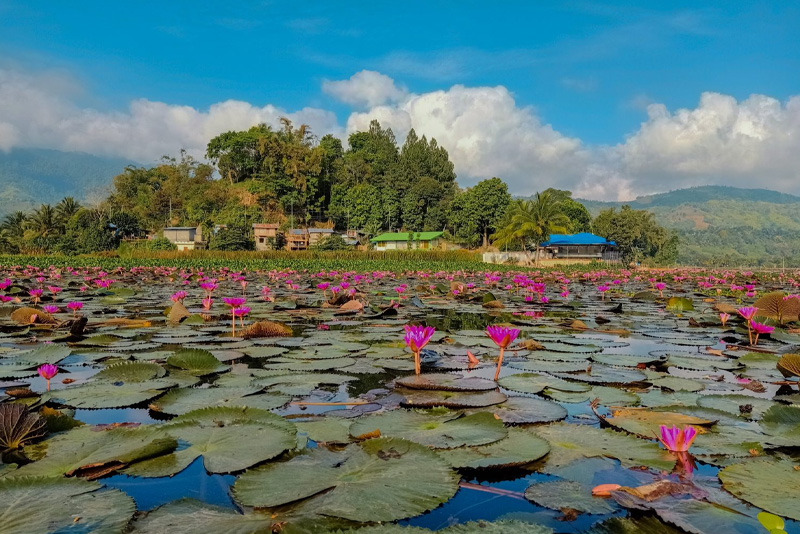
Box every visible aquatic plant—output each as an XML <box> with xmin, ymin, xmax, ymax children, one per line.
<box><xmin>657</xmin><ymin>424</ymin><xmax>697</xmax><ymax>452</ymax></box>
<box><xmin>0</xmin><ymin>404</ymin><xmax>47</xmax><ymax>450</ymax></box>
<box><xmin>486</xmin><ymin>325</ymin><xmax>520</xmax><ymax>381</ymax></box>
<box><xmin>404</xmin><ymin>324</ymin><xmax>435</xmax><ymax>375</ymax></box>
<box><xmin>750</xmin><ymin>320</ymin><xmax>774</xmax><ymax>345</ymax></box>
<box><xmin>38</xmin><ymin>363</ymin><xmax>59</xmax><ymax>391</ymax></box>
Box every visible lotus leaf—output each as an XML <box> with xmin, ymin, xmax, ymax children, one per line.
<box><xmin>166</xmin><ymin>348</ymin><xmax>229</xmax><ymax>376</ymax></box>
<box><xmin>95</xmin><ymin>361</ymin><xmax>166</xmax><ymax>382</ymax></box>
<box><xmin>399</xmin><ymin>388</ymin><xmax>508</xmax><ymax>408</ymax></box>
<box><xmin>444</xmin><ymin>427</ymin><xmax>550</xmax><ymax>469</ymax></box>
<box><xmin>395</xmin><ymin>373</ymin><xmax>498</xmax><ymax>391</ymax></box>
<box><xmin>149</xmin><ymin>387</ymin><xmax>289</xmax><ymax>415</ymax></box>
<box><xmin>350</xmin><ymin>410</ymin><xmax>506</xmax><ymax>448</ymax></box>
<box><xmin>0</xmin><ymin>476</ymin><xmax>135</xmax><ymax>534</ymax></box>
<box><xmin>48</xmin><ymin>380</ymin><xmax>176</xmax><ymax>409</ymax></box>
<box><xmin>524</xmin><ymin>480</ymin><xmax>617</xmax><ymax>514</ymax></box>
<box><xmin>233</xmin><ymin>437</ymin><xmax>459</xmax><ymax>522</ymax></box>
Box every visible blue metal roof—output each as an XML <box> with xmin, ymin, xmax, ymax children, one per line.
<box><xmin>541</xmin><ymin>233</ymin><xmax>616</xmax><ymax>246</ymax></box>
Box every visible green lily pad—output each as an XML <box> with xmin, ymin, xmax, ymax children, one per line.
<box><xmin>12</xmin><ymin>426</ymin><xmax>177</xmax><ymax>478</ymax></box>
<box><xmin>605</xmin><ymin>408</ymin><xmax>713</xmax><ymax>439</ymax></box>
<box><xmin>125</xmin><ymin>407</ymin><xmax>296</xmax><ymax>477</ymax></box>
<box><xmin>475</xmin><ymin>395</ymin><xmax>567</xmax><ymax>424</ymax></box>
<box><xmin>445</xmin><ymin>428</ymin><xmax>550</xmax><ymax>469</ymax></box>
<box><xmin>149</xmin><ymin>387</ymin><xmax>289</xmax><ymax>415</ymax></box>
<box><xmin>133</xmin><ymin>498</ymin><xmax>275</xmax><ymax>534</ymax></box>
<box><xmin>524</xmin><ymin>480</ymin><xmax>616</xmax><ymax>514</ymax></box>
<box><xmin>585</xmin><ymin>516</ymin><xmax>684</xmax><ymax>534</ymax></box>
<box><xmin>666</xmin><ymin>297</ymin><xmax>694</xmax><ymax>311</ymax></box>
<box><xmin>9</xmin><ymin>344</ymin><xmax>72</xmax><ymax>365</ymax></box>
<box><xmin>94</xmin><ymin>361</ymin><xmax>166</xmax><ymax>382</ymax></box>
<box><xmin>536</xmin><ymin>423</ymin><xmax>675</xmax><ymax>472</ymax></box>
<box><xmin>233</xmin><ymin>437</ymin><xmax>459</xmax><ymax>522</ymax></box>
<box><xmin>398</xmin><ymin>389</ymin><xmax>508</xmax><ymax>408</ymax></box>
<box><xmin>395</xmin><ymin>373</ymin><xmax>498</xmax><ymax>391</ymax></box>
<box><xmin>166</xmin><ymin>349</ymin><xmax>229</xmax><ymax>376</ymax></box>
<box><xmin>0</xmin><ymin>476</ymin><xmax>135</xmax><ymax>534</ymax></box>
<box><xmin>650</xmin><ymin>376</ymin><xmax>705</xmax><ymax>392</ymax></box>
<box><xmin>498</xmin><ymin>373</ymin><xmax>590</xmax><ymax>394</ymax></box>
<box><xmin>696</xmin><ymin>394</ymin><xmax>776</xmax><ymax>419</ymax></box>
<box><xmin>350</xmin><ymin>410</ymin><xmax>506</xmax><ymax>449</ymax></box>
<box><xmin>47</xmin><ymin>380</ymin><xmax>176</xmax><ymax>409</ymax></box>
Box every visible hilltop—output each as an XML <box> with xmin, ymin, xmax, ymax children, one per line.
<box><xmin>0</xmin><ymin>148</ymin><xmax>135</xmax><ymax>216</ymax></box>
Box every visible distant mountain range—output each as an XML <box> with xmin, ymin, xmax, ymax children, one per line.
<box><xmin>0</xmin><ymin>148</ymin><xmax>135</xmax><ymax>216</ymax></box>
<box><xmin>578</xmin><ymin>186</ymin><xmax>800</xmax><ymax>265</ymax></box>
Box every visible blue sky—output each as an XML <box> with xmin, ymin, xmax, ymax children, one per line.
<box><xmin>0</xmin><ymin>1</ymin><xmax>798</xmax><ymax>199</ymax></box>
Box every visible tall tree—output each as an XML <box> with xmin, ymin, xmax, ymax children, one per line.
<box><xmin>593</xmin><ymin>205</ymin><xmax>678</xmax><ymax>266</ymax></box>
<box><xmin>457</xmin><ymin>178</ymin><xmax>511</xmax><ymax>247</ymax></box>
<box><xmin>25</xmin><ymin>204</ymin><xmax>59</xmax><ymax>237</ymax></box>
<box><xmin>55</xmin><ymin>197</ymin><xmax>81</xmax><ymax>228</ymax></box>
<box><xmin>491</xmin><ymin>191</ymin><xmax>569</xmax><ymax>261</ymax></box>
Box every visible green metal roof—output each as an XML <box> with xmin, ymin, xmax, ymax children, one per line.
<box><xmin>371</xmin><ymin>232</ymin><xmax>444</xmax><ymax>243</ymax></box>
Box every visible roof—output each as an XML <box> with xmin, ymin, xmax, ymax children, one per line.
<box><xmin>540</xmin><ymin>233</ymin><xmax>616</xmax><ymax>246</ymax></box>
<box><xmin>163</xmin><ymin>227</ymin><xmax>198</xmax><ymax>231</ymax></box>
<box><xmin>252</xmin><ymin>223</ymin><xmax>279</xmax><ymax>229</ymax></box>
<box><xmin>371</xmin><ymin>232</ymin><xmax>444</xmax><ymax>243</ymax></box>
<box><xmin>308</xmin><ymin>228</ymin><xmax>335</xmax><ymax>234</ymax></box>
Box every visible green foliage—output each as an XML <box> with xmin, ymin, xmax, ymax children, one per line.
<box><xmin>491</xmin><ymin>191</ymin><xmax>569</xmax><ymax>253</ymax></box>
<box><xmin>593</xmin><ymin>205</ymin><xmax>677</xmax><ymax>266</ymax></box>
<box><xmin>449</xmin><ymin>177</ymin><xmax>511</xmax><ymax>247</ymax></box>
<box><xmin>311</xmin><ymin>234</ymin><xmax>350</xmax><ymax>251</ymax></box>
<box><xmin>148</xmin><ymin>236</ymin><xmax>177</xmax><ymax>251</ymax></box>
<box><xmin>209</xmin><ymin>224</ymin><xmax>255</xmax><ymax>251</ymax></box>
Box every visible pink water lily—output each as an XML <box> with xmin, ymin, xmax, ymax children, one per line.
<box><xmin>403</xmin><ymin>324</ymin><xmax>435</xmax><ymax>375</ymax></box>
<box><xmin>719</xmin><ymin>312</ymin><xmax>730</xmax><ymax>327</ymax></box>
<box><xmin>486</xmin><ymin>325</ymin><xmax>520</xmax><ymax>381</ymax></box>
<box><xmin>37</xmin><ymin>363</ymin><xmax>58</xmax><ymax>391</ymax></box>
<box><xmin>658</xmin><ymin>424</ymin><xmax>697</xmax><ymax>452</ymax></box>
<box><xmin>42</xmin><ymin>305</ymin><xmax>59</xmax><ymax>314</ymax></box>
<box><xmin>750</xmin><ymin>320</ymin><xmax>774</xmax><ymax>345</ymax></box>
<box><xmin>66</xmin><ymin>301</ymin><xmax>83</xmax><ymax>317</ymax></box>
<box><xmin>738</xmin><ymin>306</ymin><xmax>758</xmax><ymax>344</ymax></box>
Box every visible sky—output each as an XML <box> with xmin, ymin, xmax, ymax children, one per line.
<box><xmin>0</xmin><ymin>1</ymin><xmax>798</xmax><ymax>200</ymax></box>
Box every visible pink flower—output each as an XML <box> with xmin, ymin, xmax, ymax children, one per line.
<box><xmin>403</xmin><ymin>324</ymin><xmax>435</xmax><ymax>353</ymax></box>
<box><xmin>317</xmin><ymin>282</ymin><xmax>330</xmax><ymax>290</ymax></box>
<box><xmin>232</xmin><ymin>306</ymin><xmax>250</xmax><ymax>317</ymax></box>
<box><xmin>37</xmin><ymin>363</ymin><xmax>58</xmax><ymax>391</ymax></box>
<box><xmin>738</xmin><ymin>306</ymin><xmax>758</xmax><ymax>320</ymax></box>
<box><xmin>202</xmin><ymin>297</ymin><xmax>213</xmax><ymax>310</ymax></box>
<box><xmin>47</xmin><ymin>285</ymin><xmax>62</xmax><ymax>295</ymax></box>
<box><xmin>719</xmin><ymin>312</ymin><xmax>730</xmax><ymax>327</ymax></box>
<box><xmin>222</xmin><ymin>297</ymin><xmax>246</xmax><ymax>308</ymax></box>
<box><xmin>66</xmin><ymin>301</ymin><xmax>83</xmax><ymax>312</ymax></box>
<box><xmin>42</xmin><ymin>305</ymin><xmax>59</xmax><ymax>314</ymax></box>
<box><xmin>750</xmin><ymin>320</ymin><xmax>774</xmax><ymax>345</ymax></box>
<box><xmin>0</xmin><ymin>295</ymin><xmax>14</xmax><ymax>303</ymax></box>
<box><xmin>658</xmin><ymin>425</ymin><xmax>697</xmax><ymax>452</ymax></box>
<box><xmin>171</xmin><ymin>291</ymin><xmax>187</xmax><ymax>303</ymax></box>
<box><xmin>486</xmin><ymin>325</ymin><xmax>519</xmax><ymax>349</ymax></box>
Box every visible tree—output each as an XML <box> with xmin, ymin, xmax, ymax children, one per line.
<box><xmin>450</xmin><ymin>178</ymin><xmax>511</xmax><ymax>247</ymax></box>
<box><xmin>491</xmin><ymin>191</ymin><xmax>569</xmax><ymax>262</ymax></box>
<box><xmin>25</xmin><ymin>204</ymin><xmax>59</xmax><ymax>237</ymax></box>
<box><xmin>311</xmin><ymin>234</ymin><xmax>349</xmax><ymax>251</ymax></box>
<box><xmin>55</xmin><ymin>197</ymin><xmax>81</xmax><ymax>228</ymax></box>
<box><xmin>540</xmin><ymin>188</ymin><xmax>591</xmax><ymax>233</ymax></box>
<box><xmin>593</xmin><ymin>205</ymin><xmax>678</xmax><ymax>266</ymax></box>
<box><xmin>209</xmin><ymin>224</ymin><xmax>255</xmax><ymax>251</ymax></box>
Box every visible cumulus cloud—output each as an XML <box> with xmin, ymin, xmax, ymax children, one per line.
<box><xmin>0</xmin><ymin>67</ymin><xmax>341</xmax><ymax>162</ymax></box>
<box><xmin>322</xmin><ymin>70</ymin><xmax>407</xmax><ymax>108</ymax></box>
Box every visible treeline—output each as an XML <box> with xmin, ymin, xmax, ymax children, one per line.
<box><xmin>0</xmin><ymin>117</ymin><xmax>677</xmax><ymax>265</ymax></box>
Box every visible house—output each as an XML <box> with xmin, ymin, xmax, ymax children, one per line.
<box><xmin>540</xmin><ymin>233</ymin><xmax>618</xmax><ymax>261</ymax></box>
<box><xmin>163</xmin><ymin>226</ymin><xmax>206</xmax><ymax>251</ymax></box>
<box><xmin>252</xmin><ymin>223</ymin><xmax>281</xmax><ymax>251</ymax></box>
<box><xmin>371</xmin><ymin>231</ymin><xmax>459</xmax><ymax>251</ymax></box>
<box><xmin>307</xmin><ymin>228</ymin><xmax>336</xmax><ymax>247</ymax></box>
<box><xmin>285</xmin><ymin>228</ymin><xmax>309</xmax><ymax>251</ymax></box>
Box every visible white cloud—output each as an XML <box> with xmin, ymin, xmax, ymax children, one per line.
<box><xmin>2</xmin><ymin>66</ymin><xmax>799</xmax><ymax>202</ymax></box>
<box><xmin>323</xmin><ymin>70</ymin><xmax>407</xmax><ymax>109</ymax></box>
<box><xmin>0</xmin><ymin>67</ymin><xmax>341</xmax><ymax>162</ymax></box>
<box><xmin>346</xmin><ymin>84</ymin><xmax>589</xmax><ymax>195</ymax></box>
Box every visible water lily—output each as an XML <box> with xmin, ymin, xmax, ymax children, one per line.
<box><xmin>719</xmin><ymin>312</ymin><xmax>730</xmax><ymax>327</ymax></box>
<box><xmin>202</xmin><ymin>297</ymin><xmax>213</xmax><ymax>311</ymax></box>
<box><xmin>41</xmin><ymin>305</ymin><xmax>59</xmax><ymax>314</ymax></box>
<box><xmin>403</xmin><ymin>324</ymin><xmax>435</xmax><ymax>375</ymax></box>
<box><xmin>658</xmin><ymin>424</ymin><xmax>697</xmax><ymax>452</ymax></box>
<box><xmin>66</xmin><ymin>301</ymin><xmax>83</xmax><ymax>317</ymax></box>
<box><xmin>170</xmin><ymin>291</ymin><xmax>187</xmax><ymax>303</ymax></box>
<box><xmin>37</xmin><ymin>363</ymin><xmax>58</xmax><ymax>391</ymax></box>
<box><xmin>738</xmin><ymin>306</ymin><xmax>758</xmax><ymax>344</ymax></box>
<box><xmin>750</xmin><ymin>320</ymin><xmax>774</xmax><ymax>345</ymax></box>
<box><xmin>486</xmin><ymin>325</ymin><xmax>520</xmax><ymax>381</ymax></box>
<box><xmin>655</xmin><ymin>282</ymin><xmax>666</xmax><ymax>297</ymax></box>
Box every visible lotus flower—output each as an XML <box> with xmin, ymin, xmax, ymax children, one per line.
<box><xmin>202</xmin><ymin>297</ymin><xmax>213</xmax><ymax>310</ymax></box>
<box><xmin>486</xmin><ymin>325</ymin><xmax>520</xmax><ymax>380</ymax></box>
<box><xmin>222</xmin><ymin>297</ymin><xmax>246</xmax><ymax>308</ymax></box>
<box><xmin>403</xmin><ymin>324</ymin><xmax>435</xmax><ymax>375</ymax></box>
<box><xmin>750</xmin><ymin>320</ymin><xmax>774</xmax><ymax>345</ymax></box>
<box><xmin>658</xmin><ymin>424</ymin><xmax>697</xmax><ymax>452</ymax></box>
<box><xmin>738</xmin><ymin>306</ymin><xmax>758</xmax><ymax>344</ymax></box>
<box><xmin>66</xmin><ymin>301</ymin><xmax>83</xmax><ymax>317</ymax></box>
<box><xmin>719</xmin><ymin>312</ymin><xmax>730</xmax><ymax>327</ymax></box>
<box><xmin>655</xmin><ymin>282</ymin><xmax>666</xmax><ymax>297</ymax></box>
<box><xmin>170</xmin><ymin>291</ymin><xmax>187</xmax><ymax>303</ymax></box>
<box><xmin>41</xmin><ymin>305</ymin><xmax>59</xmax><ymax>314</ymax></box>
<box><xmin>37</xmin><ymin>363</ymin><xmax>58</xmax><ymax>391</ymax></box>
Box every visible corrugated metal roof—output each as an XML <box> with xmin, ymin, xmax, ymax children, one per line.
<box><xmin>371</xmin><ymin>232</ymin><xmax>444</xmax><ymax>242</ymax></box>
<box><xmin>541</xmin><ymin>233</ymin><xmax>616</xmax><ymax>246</ymax></box>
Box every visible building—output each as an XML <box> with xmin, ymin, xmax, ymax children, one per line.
<box><xmin>285</xmin><ymin>228</ymin><xmax>309</xmax><ymax>251</ymax></box>
<box><xmin>163</xmin><ymin>226</ymin><xmax>206</xmax><ymax>251</ymax></box>
<box><xmin>307</xmin><ymin>228</ymin><xmax>336</xmax><ymax>247</ymax></box>
<box><xmin>252</xmin><ymin>223</ymin><xmax>281</xmax><ymax>251</ymax></box>
<box><xmin>540</xmin><ymin>233</ymin><xmax>618</xmax><ymax>261</ymax></box>
<box><xmin>371</xmin><ymin>231</ymin><xmax>459</xmax><ymax>251</ymax></box>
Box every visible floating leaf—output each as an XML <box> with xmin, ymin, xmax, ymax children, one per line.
<box><xmin>666</xmin><ymin>297</ymin><xmax>694</xmax><ymax>312</ymax></box>
<box><xmin>476</xmin><ymin>395</ymin><xmax>567</xmax><ymax>424</ymax></box>
<box><xmin>396</xmin><ymin>373</ymin><xmax>498</xmax><ymax>391</ymax></box>
<box><xmin>166</xmin><ymin>348</ymin><xmax>229</xmax><ymax>376</ymax></box>
<box><xmin>0</xmin><ymin>404</ymin><xmax>46</xmax><ymax>450</ymax></box>
<box><xmin>350</xmin><ymin>410</ymin><xmax>506</xmax><ymax>449</ymax></box>
<box><xmin>0</xmin><ymin>476</ymin><xmax>135</xmax><ymax>534</ymax></box>
<box><xmin>149</xmin><ymin>387</ymin><xmax>289</xmax><ymax>415</ymax></box>
<box><xmin>134</xmin><ymin>499</ymin><xmax>275</xmax><ymax>534</ymax></box>
<box><xmin>605</xmin><ymin>408</ymin><xmax>713</xmax><ymax>439</ymax></box>
<box><xmin>399</xmin><ymin>388</ymin><xmax>508</xmax><ymax>408</ymax></box>
<box><xmin>94</xmin><ymin>361</ymin><xmax>166</xmax><ymax>382</ymax></box>
<box><xmin>524</xmin><ymin>480</ymin><xmax>616</xmax><ymax>514</ymax></box>
<box><xmin>47</xmin><ymin>380</ymin><xmax>175</xmax><ymax>409</ymax></box>
<box><xmin>445</xmin><ymin>428</ymin><xmax>550</xmax><ymax>469</ymax></box>
<box><xmin>754</xmin><ymin>291</ymin><xmax>800</xmax><ymax>323</ymax></box>
<box><xmin>777</xmin><ymin>353</ymin><xmax>800</xmax><ymax>378</ymax></box>
<box><xmin>233</xmin><ymin>437</ymin><xmax>459</xmax><ymax>522</ymax></box>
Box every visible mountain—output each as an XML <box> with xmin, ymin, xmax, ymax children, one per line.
<box><xmin>578</xmin><ymin>186</ymin><xmax>800</xmax><ymax>266</ymax></box>
<box><xmin>0</xmin><ymin>148</ymin><xmax>135</xmax><ymax>217</ymax></box>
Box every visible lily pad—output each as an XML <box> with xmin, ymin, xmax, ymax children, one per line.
<box><xmin>133</xmin><ymin>499</ymin><xmax>275</xmax><ymax>534</ymax></box>
<box><xmin>166</xmin><ymin>349</ymin><xmax>229</xmax><ymax>376</ymax></box>
<box><xmin>0</xmin><ymin>476</ymin><xmax>135</xmax><ymax>534</ymax></box>
<box><xmin>524</xmin><ymin>480</ymin><xmax>616</xmax><ymax>514</ymax></box>
<box><xmin>149</xmin><ymin>387</ymin><xmax>289</xmax><ymax>415</ymax></box>
<box><xmin>395</xmin><ymin>373</ymin><xmax>498</xmax><ymax>392</ymax></box>
<box><xmin>232</xmin><ymin>437</ymin><xmax>459</xmax><ymax>522</ymax></box>
<box><xmin>350</xmin><ymin>410</ymin><xmax>507</xmax><ymax>449</ymax></box>
<box><xmin>398</xmin><ymin>388</ymin><xmax>508</xmax><ymax>408</ymax></box>
<box><xmin>476</xmin><ymin>395</ymin><xmax>567</xmax><ymax>424</ymax></box>
<box><xmin>445</xmin><ymin>428</ymin><xmax>550</xmax><ymax>469</ymax></box>
<box><xmin>94</xmin><ymin>361</ymin><xmax>166</xmax><ymax>382</ymax></box>
<box><xmin>47</xmin><ymin>380</ymin><xmax>176</xmax><ymax>409</ymax></box>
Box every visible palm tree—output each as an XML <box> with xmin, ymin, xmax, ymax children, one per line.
<box><xmin>1</xmin><ymin>211</ymin><xmax>28</xmax><ymax>238</ymax></box>
<box><xmin>26</xmin><ymin>204</ymin><xmax>59</xmax><ymax>237</ymax></box>
<box><xmin>491</xmin><ymin>191</ymin><xmax>569</xmax><ymax>263</ymax></box>
<box><xmin>55</xmin><ymin>197</ymin><xmax>81</xmax><ymax>227</ymax></box>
